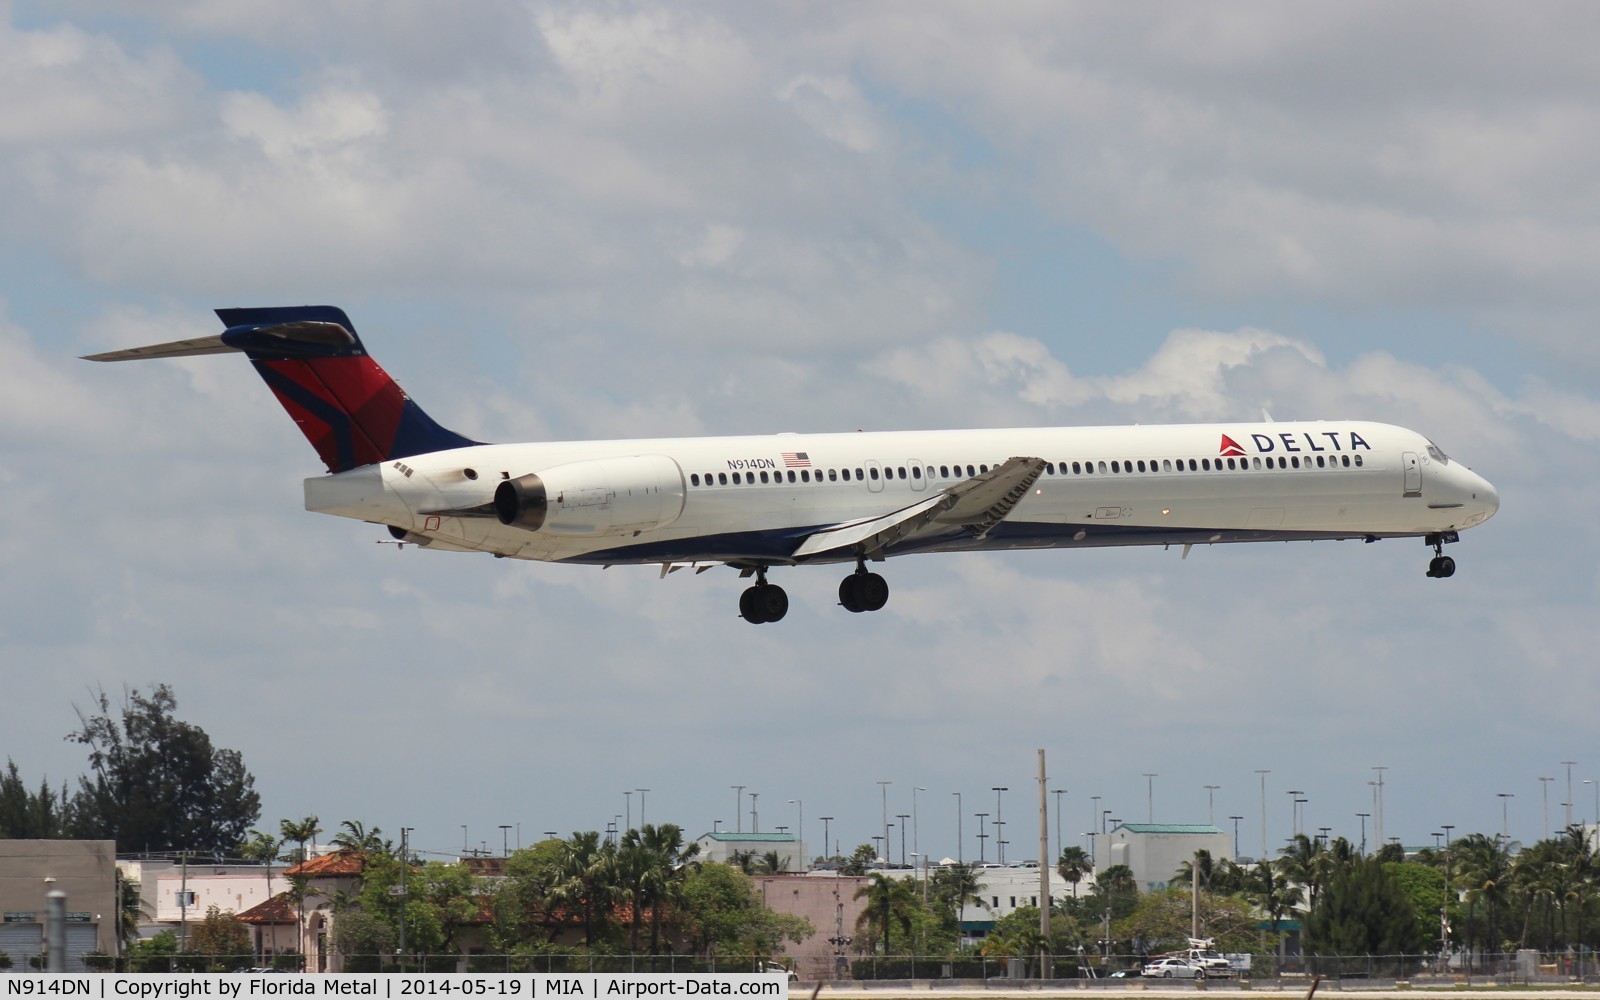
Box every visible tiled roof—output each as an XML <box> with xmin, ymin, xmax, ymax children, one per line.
<box><xmin>283</xmin><ymin>848</ymin><xmax>367</xmax><ymax>877</ymax></box>
<box><xmin>237</xmin><ymin>892</ymin><xmax>297</xmax><ymax>925</ymax></box>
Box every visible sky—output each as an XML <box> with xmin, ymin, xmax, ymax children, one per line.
<box><xmin>2</xmin><ymin>0</ymin><xmax>1599</xmax><ymax>870</ymax></box>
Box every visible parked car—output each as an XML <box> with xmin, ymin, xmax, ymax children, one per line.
<box><xmin>1142</xmin><ymin>957</ymin><xmax>1207</xmax><ymax>979</ymax></box>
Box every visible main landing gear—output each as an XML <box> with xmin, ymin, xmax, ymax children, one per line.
<box><xmin>1425</xmin><ymin>531</ymin><xmax>1459</xmax><ymax>579</ymax></box>
<box><xmin>839</xmin><ymin>564</ymin><xmax>889</xmax><ymax>614</ymax></box>
<box><xmin>739</xmin><ymin>568</ymin><xmax>789</xmax><ymax>624</ymax></box>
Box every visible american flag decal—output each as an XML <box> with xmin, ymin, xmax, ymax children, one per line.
<box><xmin>781</xmin><ymin>451</ymin><xmax>812</xmax><ymax>468</ymax></box>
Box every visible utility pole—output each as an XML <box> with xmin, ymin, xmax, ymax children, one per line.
<box><xmin>732</xmin><ymin>786</ymin><xmax>744</xmax><ymax>834</ymax></box>
<box><xmin>1563</xmin><ymin>761</ymin><xmax>1578</xmax><ymax>832</ymax></box>
<box><xmin>1038</xmin><ymin>750</ymin><xmax>1052</xmax><ymax>980</ymax></box>
<box><xmin>1256</xmin><ymin>770</ymin><xmax>1270</xmax><ymax>860</ymax></box>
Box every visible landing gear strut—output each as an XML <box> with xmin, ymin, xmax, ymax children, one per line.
<box><xmin>1425</xmin><ymin>532</ymin><xmax>1458</xmax><ymax>579</ymax></box>
<box><xmin>739</xmin><ymin>568</ymin><xmax>788</xmax><ymax>624</ymax></box>
<box><xmin>839</xmin><ymin>562</ymin><xmax>889</xmax><ymax>614</ymax></box>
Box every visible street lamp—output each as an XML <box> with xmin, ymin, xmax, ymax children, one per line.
<box><xmin>1441</xmin><ymin>824</ymin><xmax>1455</xmax><ymax>956</ymax></box>
<box><xmin>732</xmin><ymin>786</ymin><xmax>745</xmax><ymax>834</ymax></box>
<box><xmin>1228</xmin><ymin>816</ymin><xmax>1244</xmax><ymax>859</ymax></box>
<box><xmin>636</xmin><ymin>788</ymin><xmax>650</xmax><ymax>828</ymax></box>
<box><xmin>624</xmin><ymin>790</ymin><xmax>633</xmax><ymax>830</ymax></box>
<box><xmin>913</xmin><ymin>787</ymin><xmax>926</xmax><ymax>862</ymax></box>
<box><xmin>1497</xmin><ymin>793</ymin><xmax>1514</xmax><ymax>844</ymax></box>
<box><xmin>1142</xmin><ymin>774</ymin><xmax>1158</xmax><ymax>823</ymax></box>
<box><xmin>975</xmin><ymin>813</ymin><xmax>989</xmax><ymax>864</ymax></box>
<box><xmin>1356</xmin><ymin>813</ymin><xmax>1370</xmax><ymax>855</ymax></box>
<box><xmin>1287</xmin><ymin>791</ymin><xmax>1304</xmax><ymax>838</ymax></box>
<box><xmin>897</xmin><ymin>814</ymin><xmax>910</xmax><ymax>866</ymax></box>
<box><xmin>1540</xmin><ymin>776</ymin><xmax>1554</xmax><ymax>841</ymax></box>
<box><xmin>1052</xmin><ymin>789</ymin><xmax>1068</xmax><ymax>864</ymax></box>
<box><xmin>878</xmin><ymin>781</ymin><xmax>892</xmax><ymax>857</ymax></box>
<box><xmin>749</xmin><ymin>791</ymin><xmax>759</xmax><ymax>832</ymax></box>
<box><xmin>1586</xmin><ymin>781</ymin><xmax>1600</xmax><ymax>829</ymax></box>
<box><xmin>819</xmin><ymin>817</ymin><xmax>833</xmax><ymax>861</ymax></box>
<box><xmin>952</xmin><ymin>792</ymin><xmax>963</xmax><ymax>864</ymax></box>
<box><xmin>789</xmin><ymin>799</ymin><xmax>804</xmax><ymax>870</ymax></box>
<box><xmin>499</xmin><ymin>825</ymin><xmax>512</xmax><ymax>857</ymax></box>
<box><xmin>1563</xmin><ymin>761</ymin><xmax>1578</xmax><ymax>832</ymax></box>
<box><xmin>1255</xmin><ymin>770</ymin><xmax>1271</xmax><ymax>860</ymax></box>
<box><xmin>1204</xmin><ymin>785</ymin><xmax>1220</xmax><ymax>826</ymax></box>
<box><xmin>992</xmin><ymin>787</ymin><xmax>1008</xmax><ymax>864</ymax></box>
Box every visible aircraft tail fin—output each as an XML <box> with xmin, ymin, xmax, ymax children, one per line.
<box><xmin>84</xmin><ymin>306</ymin><xmax>478</xmax><ymax>473</ymax></box>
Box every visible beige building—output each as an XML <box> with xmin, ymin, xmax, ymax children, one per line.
<box><xmin>1097</xmin><ymin>823</ymin><xmax>1232</xmax><ymax>891</ymax></box>
<box><xmin>755</xmin><ymin>873</ymin><xmax>868</xmax><ymax>980</ymax></box>
<box><xmin>0</xmin><ymin>840</ymin><xmax>117</xmax><ymax>971</ymax></box>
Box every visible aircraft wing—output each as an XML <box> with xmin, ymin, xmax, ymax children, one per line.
<box><xmin>791</xmin><ymin>456</ymin><xmax>1047</xmax><ymax>560</ymax></box>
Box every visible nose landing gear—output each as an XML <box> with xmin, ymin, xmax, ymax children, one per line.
<box><xmin>1425</xmin><ymin>532</ymin><xmax>1458</xmax><ymax>578</ymax></box>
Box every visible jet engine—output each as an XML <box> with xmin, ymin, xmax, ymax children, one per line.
<box><xmin>494</xmin><ymin>454</ymin><xmax>686</xmax><ymax>537</ymax></box>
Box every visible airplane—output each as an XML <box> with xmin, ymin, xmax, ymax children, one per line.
<box><xmin>84</xmin><ymin>305</ymin><xmax>1500</xmax><ymax>624</ymax></box>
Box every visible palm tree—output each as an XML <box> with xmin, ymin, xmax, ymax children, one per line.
<box><xmin>930</xmin><ymin>862</ymin><xmax>987</xmax><ymax>930</ymax></box>
<box><xmin>1244</xmin><ymin>858</ymin><xmax>1302</xmax><ymax>958</ymax></box>
<box><xmin>1454</xmin><ymin>832</ymin><xmax>1511</xmax><ymax>956</ymax></box>
<box><xmin>548</xmin><ymin>831</ymin><xmax>616</xmax><ymax>948</ymax></box>
<box><xmin>331</xmin><ymin>819</ymin><xmax>391</xmax><ymax>855</ymax></box>
<box><xmin>279</xmin><ymin>816</ymin><xmax>321</xmax><ymax>961</ymax></box>
<box><xmin>854</xmin><ymin>872</ymin><xmax>915</xmax><ymax>955</ymax></box>
<box><xmin>1056</xmin><ymin>847</ymin><xmax>1092</xmax><ymax>898</ymax></box>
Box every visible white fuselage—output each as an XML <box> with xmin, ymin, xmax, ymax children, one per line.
<box><xmin>303</xmin><ymin>419</ymin><xmax>1498</xmax><ymax>566</ymax></box>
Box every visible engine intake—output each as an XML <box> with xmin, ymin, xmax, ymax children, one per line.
<box><xmin>493</xmin><ymin>455</ymin><xmax>685</xmax><ymax>537</ymax></box>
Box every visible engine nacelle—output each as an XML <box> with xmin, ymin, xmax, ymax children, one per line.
<box><xmin>493</xmin><ymin>454</ymin><xmax>686</xmax><ymax>537</ymax></box>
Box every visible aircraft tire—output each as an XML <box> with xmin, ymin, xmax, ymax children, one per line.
<box><xmin>839</xmin><ymin>575</ymin><xmax>866</xmax><ymax>613</ymax></box>
<box><xmin>742</xmin><ymin>583</ymin><xmax>788</xmax><ymax>624</ymax></box>
<box><xmin>858</xmin><ymin>572</ymin><xmax>889</xmax><ymax>611</ymax></box>
<box><xmin>1435</xmin><ymin>555</ymin><xmax>1455</xmax><ymax>578</ymax></box>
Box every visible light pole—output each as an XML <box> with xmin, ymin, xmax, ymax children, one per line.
<box><xmin>913</xmin><ymin>787</ymin><xmax>926</xmax><ymax>862</ymax></box>
<box><xmin>1052</xmin><ymin>789</ymin><xmax>1067</xmax><ymax>862</ymax></box>
<box><xmin>399</xmin><ymin>827</ymin><xmax>413</xmax><ymax>966</ymax></box>
<box><xmin>499</xmin><ymin>825</ymin><xmax>512</xmax><ymax>857</ymax></box>
<box><xmin>896</xmin><ymin>814</ymin><xmax>910</xmax><ymax>865</ymax></box>
<box><xmin>1441</xmin><ymin>824</ymin><xmax>1455</xmax><ymax>958</ymax></box>
<box><xmin>625</xmin><ymin>790</ymin><xmax>633</xmax><ymax>831</ymax></box>
<box><xmin>1587</xmin><ymin>781</ymin><xmax>1600</xmax><ymax>829</ymax></box>
<box><xmin>976</xmin><ymin>813</ymin><xmax>989</xmax><ymax>864</ymax></box>
<box><xmin>732</xmin><ymin>785</ymin><xmax>745</xmax><ymax>834</ymax></box>
<box><xmin>1204</xmin><ymin>785</ymin><xmax>1220</xmax><ymax>826</ymax></box>
<box><xmin>1142</xmin><ymin>774</ymin><xmax>1158</xmax><ymax>823</ymax></box>
<box><xmin>1357</xmin><ymin>813</ymin><xmax>1370</xmax><ymax>855</ymax></box>
<box><xmin>749</xmin><ymin>791</ymin><xmax>759</xmax><ymax>832</ymax></box>
<box><xmin>878</xmin><ymin>781</ymin><xmax>892</xmax><ymax>858</ymax></box>
<box><xmin>789</xmin><ymin>799</ymin><xmax>804</xmax><ymax>869</ymax></box>
<box><xmin>952</xmin><ymin>792</ymin><xmax>963</xmax><ymax>864</ymax></box>
<box><xmin>1256</xmin><ymin>770</ymin><xmax>1270</xmax><ymax>860</ymax></box>
<box><xmin>1287</xmin><ymin>791</ymin><xmax>1304</xmax><ymax>838</ymax></box>
<box><xmin>993</xmin><ymin>787</ymin><xmax>1009</xmax><ymax>864</ymax></box>
<box><xmin>1497</xmin><ymin>792</ymin><xmax>1514</xmax><ymax>845</ymax></box>
<box><xmin>1563</xmin><ymin>761</ymin><xmax>1578</xmax><ymax>832</ymax></box>
<box><xmin>1372</xmin><ymin>766</ymin><xmax>1387</xmax><ymax>848</ymax></box>
<box><xmin>1228</xmin><ymin>816</ymin><xmax>1243</xmax><ymax>859</ymax></box>
<box><xmin>636</xmin><ymin>788</ymin><xmax>650</xmax><ymax>828</ymax></box>
<box><xmin>1540</xmin><ymin>776</ymin><xmax>1554</xmax><ymax>840</ymax></box>
<box><xmin>819</xmin><ymin>816</ymin><xmax>833</xmax><ymax>860</ymax></box>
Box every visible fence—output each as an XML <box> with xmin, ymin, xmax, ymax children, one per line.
<box><xmin>12</xmin><ymin>949</ymin><xmax>1596</xmax><ymax>980</ymax></box>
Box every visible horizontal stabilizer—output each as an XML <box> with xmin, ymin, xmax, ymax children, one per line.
<box><xmin>82</xmin><ymin>336</ymin><xmax>237</xmax><ymax>362</ymax></box>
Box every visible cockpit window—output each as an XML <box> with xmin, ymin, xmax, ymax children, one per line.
<box><xmin>1426</xmin><ymin>440</ymin><xmax>1450</xmax><ymax>464</ymax></box>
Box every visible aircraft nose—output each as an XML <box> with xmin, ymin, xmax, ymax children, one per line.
<box><xmin>1467</xmin><ymin>467</ymin><xmax>1499</xmax><ymax>523</ymax></box>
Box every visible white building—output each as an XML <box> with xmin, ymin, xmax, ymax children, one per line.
<box><xmin>1096</xmin><ymin>823</ymin><xmax>1232</xmax><ymax>891</ymax></box>
<box><xmin>693</xmin><ymin>832</ymin><xmax>804</xmax><ymax>871</ymax></box>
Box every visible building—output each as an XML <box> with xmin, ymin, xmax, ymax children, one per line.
<box><xmin>693</xmin><ymin>832</ymin><xmax>804</xmax><ymax>872</ymax></box>
<box><xmin>1096</xmin><ymin>823</ymin><xmax>1232</xmax><ymax>891</ymax></box>
<box><xmin>756</xmin><ymin>873</ymin><xmax>868</xmax><ymax>980</ymax></box>
<box><xmin>0</xmin><ymin>840</ymin><xmax>117</xmax><ymax>971</ymax></box>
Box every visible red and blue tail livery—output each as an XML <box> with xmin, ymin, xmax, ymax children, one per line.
<box><xmin>84</xmin><ymin>306</ymin><xmax>1499</xmax><ymax>623</ymax></box>
<box><xmin>87</xmin><ymin>306</ymin><xmax>476</xmax><ymax>473</ymax></box>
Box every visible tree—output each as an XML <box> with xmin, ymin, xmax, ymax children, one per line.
<box><xmin>678</xmin><ymin>863</ymin><xmax>810</xmax><ymax>960</ymax></box>
<box><xmin>1121</xmin><ymin>886</ymin><xmax>1258</xmax><ymax>955</ymax></box>
<box><xmin>854</xmin><ymin>872</ymin><xmax>916</xmax><ymax>955</ymax></box>
<box><xmin>929</xmin><ymin>863</ymin><xmax>988</xmax><ymax>933</ymax></box>
<box><xmin>838</xmin><ymin>844</ymin><xmax>877</xmax><ymax>876</ymax></box>
<box><xmin>1303</xmin><ymin>857</ymin><xmax>1427</xmax><ymax>957</ymax></box>
<box><xmin>279</xmin><ymin>816</ymin><xmax>322</xmax><ymax>960</ymax></box>
<box><xmin>69</xmin><ymin>684</ymin><xmax>260</xmax><ymax>854</ymax></box>
<box><xmin>186</xmin><ymin>906</ymin><xmax>252</xmax><ymax>970</ymax></box>
<box><xmin>0</xmin><ymin>760</ymin><xmax>73</xmax><ymax>838</ymax></box>
<box><xmin>1056</xmin><ymin>847</ymin><xmax>1093</xmax><ymax>898</ymax></box>
<box><xmin>332</xmin><ymin>820</ymin><xmax>392</xmax><ymax>855</ymax></box>
<box><xmin>1243</xmin><ymin>859</ymin><xmax>1302</xmax><ymax>956</ymax></box>
<box><xmin>548</xmin><ymin>831</ymin><xmax>617</xmax><ymax>948</ymax></box>
<box><xmin>1453</xmin><ymin>832</ymin><xmax>1512</xmax><ymax>954</ymax></box>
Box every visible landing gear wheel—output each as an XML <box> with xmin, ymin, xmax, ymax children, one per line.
<box><xmin>740</xmin><ymin>583</ymin><xmax>788</xmax><ymax>624</ymax></box>
<box><xmin>1427</xmin><ymin>555</ymin><xmax>1456</xmax><ymax>579</ymax></box>
<box><xmin>839</xmin><ymin>571</ymin><xmax>889</xmax><ymax>613</ymax></box>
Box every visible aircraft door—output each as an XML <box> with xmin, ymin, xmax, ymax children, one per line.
<box><xmin>908</xmin><ymin>458</ymin><xmax>927</xmax><ymax>492</ymax></box>
<box><xmin>864</xmin><ymin>459</ymin><xmax>885</xmax><ymax>493</ymax></box>
<box><xmin>1402</xmin><ymin>451</ymin><xmax>1421</xmax><ymax>497</ymax></box>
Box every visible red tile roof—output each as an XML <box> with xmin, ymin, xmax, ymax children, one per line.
<box><xmin>283</xmin><ymin>848</ymin><xmax>368</xmax><ymax>877</ymax></box>
<box><xmin>237</xmin><ymin>892</ymin><xmax>297</xmax><ymax>925</ymax></box>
